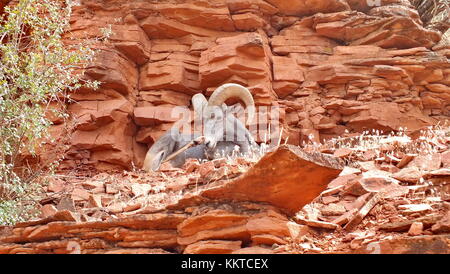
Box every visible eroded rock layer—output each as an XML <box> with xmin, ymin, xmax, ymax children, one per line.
<box><xmin>0</xmin><ymin>146</ymin><xmax>341</xmax><ymax>254</ymax></box>
<box><xmin>37</xmin><ymin>0</ymin><xmax>448</xmax><ymax>171</ymax></box>
<box><xmin>1</xmin><ymin>132</ymin><xmax>449</xmax><ymax>254</ymax></box>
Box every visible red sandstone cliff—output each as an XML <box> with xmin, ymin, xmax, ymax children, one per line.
<box><xmin>0</xmin><ymin>0</ymin><xmax>449</xmax><ymax>255</ymax></box>
<box><xmin>41</xmin><ymin>0</ymin><xmax>449</xmax><ymax>171</ymax></box>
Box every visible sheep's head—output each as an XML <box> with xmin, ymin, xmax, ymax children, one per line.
<box><xmin>193</xmin><ymin>83</ymin><xmax>255</xmax><ymax>149</ymax></box>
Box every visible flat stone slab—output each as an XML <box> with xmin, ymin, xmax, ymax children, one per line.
<box><xmin>354</xmin><ymin>235</ymin><xmax>450</xmax><ymax>254</ymax></box>
<box><xmin>171</xmin><ymin>145</ymin><xmax>344</xmax><ymax>215</ymax></box>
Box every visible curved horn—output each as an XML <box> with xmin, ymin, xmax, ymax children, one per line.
<box><xmin>143</xmin><ymin>149</ymin><xmax>165</xmax><ymax>172</ymax></box>
<box><xmin>207</xmin><ymin>83</ymin><xmax>255</xmax><ymax>125</ymax></box>
<box><xmin>142</xmin><ymin>129</ymin><xmax>178</xmax><ymax>171</ymax></box>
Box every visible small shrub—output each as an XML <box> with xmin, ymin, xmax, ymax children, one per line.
<box><xmin>0</xmin><ymin>0</ymin><xmax>101</xmax><ymax>225</ymax></box>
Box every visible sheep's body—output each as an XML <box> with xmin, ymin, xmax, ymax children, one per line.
<box><xmin>170</xmin><ymin>143</ymin><xmax>207</xmax><ymax>167</ymax></box>
<box><xmin>171</xmin><ymin>142</ymin><xmax>259</xmax><ymax>168</ymax></box>
<box><xmin>143</xmin><ymin>83</ymin><xmax>259</xmax><ymax>172</ymax></box>
<box><xmin>145</xmin><ymin>129</ymin><xmax>258</xmax><ymax>169</ymax></box>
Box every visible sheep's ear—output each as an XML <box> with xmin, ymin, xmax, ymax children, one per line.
<box><xmin>226</xmin><ymin>103</ymin><xmax>245</xmax><ymax>121</ymax></box>
<box><xmin>228</xmin><ymin>103</ymin><xmax>244</xmax><ymax>114</ymax></box>
<box><xmin>221</xmin><ymin>103</ymin><xmax>227</xmax><ymax>110</ymax></box>
<box><xmin>192</xmin><ymin>93</ymin><xmax>207</xmax><ymax>117</ymax></box>
<box><xmin>151</xmin><ymin>150</ymin><xmax>166</xmax><ymax>171</ymax></box>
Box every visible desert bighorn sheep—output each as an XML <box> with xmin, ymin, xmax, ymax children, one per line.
<box><xmin>142</xmin><ymin>83</ymin><xmax>258</xmax><ymax>171</ymax></box>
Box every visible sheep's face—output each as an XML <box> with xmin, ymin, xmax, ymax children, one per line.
<box><xmin>202</xmin><ymin>104</ymin><xmax>248</xmax><ymax>149</ymax></box>
<box><xmin>203</xmin><ymin>105</ymin><xmax>225</xmax><ymax>149</ymax></box>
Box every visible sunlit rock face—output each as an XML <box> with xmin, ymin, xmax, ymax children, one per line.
<box><xmin>32</xmin><ymin>0</ymin><xmax>448</xmax><ymax>171</ymax></box>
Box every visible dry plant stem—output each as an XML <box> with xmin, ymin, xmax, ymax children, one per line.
<box><xmin>163</xmin><ymin>136</ymin><xmax>206</xmax><ymax>163</ymax></box>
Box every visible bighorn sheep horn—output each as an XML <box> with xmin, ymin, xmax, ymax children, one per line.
<box><xmin>142</xmin><ymin>149</ymin><xmax>165</xmax><ymax>172</ymax></box>
<box><xmin>142</xmin><ymin>128</ymin><xmax>178</xmax><ymax>172</ymax></box>
<box><xmin>207</xmin><ymin>83</ymin><xmax>255</xmax><ymax>125</ymax></box>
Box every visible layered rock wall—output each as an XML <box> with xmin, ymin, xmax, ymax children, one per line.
<box><xmin>51</xmin><ymin>0</ymin><xmax>449</xmax><ymax>170</ymax></box>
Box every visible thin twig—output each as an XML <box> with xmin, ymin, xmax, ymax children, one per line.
<box><xmin>163</xmin><ymin>136</ymin><xmax>205</xmax><ymax>163</ymax></box>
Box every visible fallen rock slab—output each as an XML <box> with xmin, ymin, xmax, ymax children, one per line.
<box><xmin>408</xmin><ymin>222</ymin><xmax>424</xmax><ymax>236</ymax></box>
<box><xmin>171</xmin><ymin>145</ymin><xmax>344</xmax><ymax>215</ymax></box>
<box><xmin>354</xmin><ymin>235</ymin><xmax>450</xmax><ymax>254</ymax></box>
<box><xmin>0</xmin><ymin>213</ymin><xmax>186</xmax><ymax>253</ymax></box>
<box><xmin>183</xmin><ymin>240</ymin><xmax>242</xmax><ymax>254</ymax></box>
<box><xmin>294</xmin><ymin>217</ymin><xmax>340</xmax><ymax>230</ymax></box>
<box><xmin>398</xmin><ymin>204</ymin><xmax>433</xmax><ymax>214</ymax></box>
<box><xmin>431</xmin><ymin>212</ymin><xmax>450</xmax><ymax>234</ymax></box>
<box><xmin>380</xmin><ymin>214</ymin><xmax>442</xmax><ymax>232</ymax></box>
<box><xmin>344</xmin><ymin>193</ymin><xmax>381</xmax><ymax>231</ymax></box>
<box><xmin>232</xmin><ymin>246</ymin><xmax>275</xmax><ymax>254</ymax></box>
